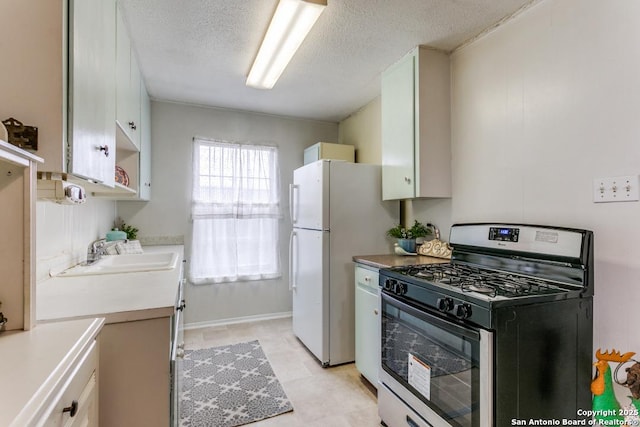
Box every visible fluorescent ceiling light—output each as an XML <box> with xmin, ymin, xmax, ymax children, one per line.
<box><xmin>246</xmin><ymin>0</ymin><xmax>327</xmax><ymax>89</ymax></box>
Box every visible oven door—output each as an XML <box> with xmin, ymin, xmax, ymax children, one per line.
<box><xmin>380</xmin><ymin>291</ymin><xmax>493</xmax><ymax>427</ymax></box>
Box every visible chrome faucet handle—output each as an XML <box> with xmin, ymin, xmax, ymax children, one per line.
<box><xmin>90</xmin><ymin>238</ymin><xmax>107</xmax><ymax>253</ymax></box>
<box><xmin>86</xmin><ymin>238</ymin><xmax>107</xmax><ymax>265</ymax></box>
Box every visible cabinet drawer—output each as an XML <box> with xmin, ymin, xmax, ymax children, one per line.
<box><xmin>40</xmin><ymin>340</ymin><xmax>98</xmax><ymax>427</ymax></box>
<box><xmin>355</xmin><ymin>265</ymin><xmax>379</xmax><ymax>292</ymax></box>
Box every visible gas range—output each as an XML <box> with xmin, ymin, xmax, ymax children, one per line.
<box><xmin>378</xmin><ymin>223</ymin><xmax>594</xmax><ymax>427</ymax></box>
<box><xmin>379</xmin><ymin>223</ymin><xmax>593</xmax><ymax>329</ymax></box>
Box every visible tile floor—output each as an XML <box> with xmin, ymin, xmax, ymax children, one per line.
<box><xmin>183</xmin><ymin>317</ymin><xmax>381</xmax><ymax>426</ymax></box>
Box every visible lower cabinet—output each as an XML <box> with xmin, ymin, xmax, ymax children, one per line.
<box><xmin>355</xmin><ymin>264</ymin><xmax>380</xmax><ymax>388</ymax></box>
<box><xmin>99</xmin><ymin>317</ymin><xmax>171</xmax><ymax>427</ymax></box>
<box><xmin>43</xmin><ymin>342</ymin><xmax>99</xmax><ymax>427</ymax></box>
<box><xmin>0</xmin><ymin>318</ymin><xmax>103</xmax><ymax>427</ymax></box>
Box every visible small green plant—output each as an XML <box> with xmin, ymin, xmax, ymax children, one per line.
<box><xmin>120</xmin><ymin>223</ymin><xmax>138</xmax><ymax>240</ymax></box>
<box><xmin>409</xmin><ymin>220</ymin><xmax>431</xmax><ymax>238</ymax></box>
<box><xmin>387</xmin><ymin>224</ymin><xmax>412</xmax><ymax>239</ymax></box>
<box><xmin>386</xmin><ymin>220</ymin><xmax>432</xmax><ymax>239</ymax></box>
<box><xmin>114</xmin><ymin>218</ymin><xmax>139</xmax><ymax>240</ymax></box>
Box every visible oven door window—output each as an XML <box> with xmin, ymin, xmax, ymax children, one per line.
<box><xmin>381</xmin><ymin>292</ymin><xmax>481</xmax><ymax>427</ymax></box>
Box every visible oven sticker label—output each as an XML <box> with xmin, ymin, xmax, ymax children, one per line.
<box><xmin>535</xmin><ymin>230</ymin><xmax>559</xmax><ymax>243</ymax></box>
<box><xmin>408</xmin><ymin>353</ymin><xmax>431</xmax><ymax>400</ymax></box>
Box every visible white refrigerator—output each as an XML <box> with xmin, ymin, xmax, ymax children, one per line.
<box><xmin>289</xmin><ymin>160</ymin><xmax>397</xmax><ymax>366</ymax></box>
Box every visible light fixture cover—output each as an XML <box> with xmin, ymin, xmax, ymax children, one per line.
<box><xmin>246</xmin><ymin>0</ymin><xmax>327</xmax><ymax>89</ymax></box>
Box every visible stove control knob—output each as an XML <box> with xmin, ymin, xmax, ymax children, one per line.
<box><xmin>454</xmin><ymin>303</ymin><xmax>472</xmax><ymax>320</ymax></box>
<box><xmin>437</xmin><ymin>297</ymin><xmax>454</xmax><ymax>312</ymax></box>
<box><xmin>394</xmin><ymin>282</ymin><xmax>407</xmax><ymax>296</ymax></box>
<box><xmin>384</xmin><ymin>279</ymin><xmax>396</xmax><ymax>291</ymax></box>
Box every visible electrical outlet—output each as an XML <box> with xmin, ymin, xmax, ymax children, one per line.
<box><xmin>593</xmin><ymin>175</ymin><xmax>640</xmax><ymax>203</ymax></box>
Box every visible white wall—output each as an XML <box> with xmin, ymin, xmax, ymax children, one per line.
<box><xmin>450</xmin><ymin>0</ymin><xmax>640</xmax><ymax>401</ymax></box>
<box><xmin>36</xmin><ymin>198</ymin><xmax>115</xmax><ymax>283</ymax></box>
<box><xmin>338</xmin><ymin>93</ymin><xmax>452</xmax><ymax>232</ymax></box>
<box><xmin>117</xmin><ymin>101</ymin><xmax>338</xmax><ymax>326</ymax></box>
<box><xmin>338</xmin><ymin>97</ymin><xmax>382</xmax><ymax>164</ymax></box>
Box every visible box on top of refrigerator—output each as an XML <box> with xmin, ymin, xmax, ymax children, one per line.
<box><xmin>303</xmin><ymin>142</ymin><xmax>355</xmax><ymax>165</ymax></box>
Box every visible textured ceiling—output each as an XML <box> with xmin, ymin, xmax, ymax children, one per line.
<box><xmin>119</xmin><ymin>0</ymin><xmax>538</xmax><ymax>123</ymax></box>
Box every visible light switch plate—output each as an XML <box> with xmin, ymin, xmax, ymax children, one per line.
<box><xmin>593</xmin><ymin>175</ymin><xmax>640</xmax><ymax>203</ymax></box>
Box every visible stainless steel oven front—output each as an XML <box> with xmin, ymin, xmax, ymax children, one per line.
<box><xmin>379</xmin><ymin>291</ymin><xmax>493</xmax><ymax>427</ymax></box>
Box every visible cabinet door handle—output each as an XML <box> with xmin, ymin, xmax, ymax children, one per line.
<box><xmin>63</xmin><ymin>400</ymin><xmax>78</xmax><ymax>417</ymax></box>
<box><xmin>404</xmin><ymin>176</ymin><xmax>411</xmax><ymax>183</ymax></box>
<box><xmin>364</xmin><ymin>276</ymin><xmax>371</xmax><ymax>282</ymax></box>
<box><xmin>128</xmin><ymin>121</ymin><xmax>137</xmax><ymax>130</ymax></box>
<box><xmin>99</xmin><ymin>145</ymin><xmax>110</xmax><ymax>157</ymax></box>
<box><xmin>374</xmin><ymin>309</ymin><xmax>379</xmax><ymax>315</ymax></box>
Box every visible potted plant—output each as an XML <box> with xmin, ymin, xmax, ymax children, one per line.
<box><xmin>409</xmin><ymin>220</ymin><xmax>431</xmax><ymax>242</ymax></box>
<box><xmin>114</xmin><ymin>218</ymin><xmax>139</xmax><ymax>240</ymax></box>
<box><xmin>387</xmin><ymin>220</ymin><xmax>432</xmax><ymax>253</ymax></box>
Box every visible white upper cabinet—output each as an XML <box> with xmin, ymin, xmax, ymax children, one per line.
<box><xmin>138</xmin><ymin>85</ymin><xmax>152</xmax><ymax>200</ymax></box>
<box><xmin>68</xmin><ymin>0</ymin><xmax>116</xmax><ymax>186</ymax></box>
<box><xmin>0</xmin><ymin>0</ymin><xmax>152</xmax><ymax>198</ymax></box>
<box><xmin>0</xmin><ymin>0</ymin><xmax>117</xmax><ymax>187</ymax></box>
<box><xmin>93</xmin><ymin>83</ymin><xmax>151</xmax><ymax>200</ymax></box>
<box><xmin>381</xmin><ymin>46</ymin><xmax>451</xmax><ymax>200</ymax></box>
<box><xmin>381</xmin><ymin>55</ymin><xmax>415</xmax><ymax>200</ymax></box>
<box><xmin>116</xmin><ymin>6</ymin><xmax>142</xmax><ymax>149</ymax></box>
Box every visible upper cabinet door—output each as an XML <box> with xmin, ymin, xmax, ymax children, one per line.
<box><xmin>381</xmin><ymin>53</ymin><xmax>416</xmax><ymax>200</ymax></box>
<box><xmin>381</xmin><ymin>47</ymin><xmax>451</xmax><ymax>201</ymax></box>
<box><xmin>138</xmin><ymin>85</ymin><xmax>152</xmax><ymax>200</ymax></box>
<box><xmin>116</xmin><ymin>6</ymin><xmax>141</xmax><ymax>149</ymax></box>
<box><xmin>68</xmin><ymin>0</ymin><xmax>116</xmax><ymax>186</ymax></box>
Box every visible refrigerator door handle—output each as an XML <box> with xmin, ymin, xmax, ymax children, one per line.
<box><xmin>289</xmin><ymin>230</ymin><xmax>297</xmax><ymax>290</ymax></box>
<box><xmin>289</xmin><ymin>184</ymin><xmax>299</xmax><ymax>224</ymax></box>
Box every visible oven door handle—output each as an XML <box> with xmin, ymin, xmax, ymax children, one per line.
<box><xmin>382</xmin><ymin>291</ymin><xmax>481</xmax><ymax>341</ymax></box>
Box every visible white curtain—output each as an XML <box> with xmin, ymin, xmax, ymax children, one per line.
<box><xmin>189</xmin><ymin>138</ymin><xmax>281</xmax><ymax>284</ymax></box>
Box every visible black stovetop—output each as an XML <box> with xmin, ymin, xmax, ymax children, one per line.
<box><xmin>389</xmin><ymin>262</ymin><xmax>574</xmax><ymax>300</ymax></box>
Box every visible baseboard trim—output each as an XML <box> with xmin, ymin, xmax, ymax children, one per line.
<box><xmin>184</xmin><ymin>311</ymin><xmax>292</xmax><ymax>330</ymax></box>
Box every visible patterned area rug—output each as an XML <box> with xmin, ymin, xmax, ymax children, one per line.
<box><xmin>180</xmin><ymin>340</ymin><xmax>293</xmax><ymax>427</ymax></box>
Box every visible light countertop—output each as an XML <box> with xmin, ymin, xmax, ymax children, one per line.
<box><xmin>0</xmin><ymin>317</ymin><xmax>104</xmax><ymax>427</ymax></box>
<box><xmin>353</xmin><ymin>253</ymin><xmax>449</xmax><ymax>269</ymax></box>
<box><xmin>37</xmin><ymin>245</ymin><xmax>184</xmax><ymax>324</ymax></box>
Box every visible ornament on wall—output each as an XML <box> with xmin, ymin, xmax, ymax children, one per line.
<box><xmin>2</xmin><ymin>117</ymin><xmax>38</xmax><ymax>150</ymax></box>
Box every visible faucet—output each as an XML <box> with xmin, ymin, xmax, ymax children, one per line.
<box><xmin>86</xmin><ymin>238</ymin><xmax>107</xmax><ymax>265</ymax></box>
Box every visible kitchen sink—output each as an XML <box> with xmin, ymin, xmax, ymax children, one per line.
<box><xmin>55</xmin><ymin>252</ymin><xmax>179</xmax><ymax>277</ymax></box>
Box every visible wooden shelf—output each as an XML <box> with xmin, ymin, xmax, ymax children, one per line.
<box><xmin>0</xmin><ymin>140</ymin><xmax>43</xmax><ymax>167</ymax></box>
<box><xmin>91</xmin><ymin>182</ymin><xmax>137</xmax><ymax>198</ymax></box>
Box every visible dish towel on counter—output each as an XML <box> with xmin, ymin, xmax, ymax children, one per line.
<box><xmin>115</xmin><ymin>240</ymin><xmax>143</xmax><ymax>254</ymax></box>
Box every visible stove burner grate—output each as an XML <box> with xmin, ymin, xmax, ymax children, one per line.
<box><xmin>394</xmin><ymin>263</ymin><xmax>568</xmax><ymax>299</ymax></box>
<box><xmin>466</xmin><ymin>282</ymin><xmax>495</xmax><ymax>294</ymax></box>
<box><xmin>439</xmin><ymin>276</ymin><xmax>462</xmax><ymax>285</ymax></box>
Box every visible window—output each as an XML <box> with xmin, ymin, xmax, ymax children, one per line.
<box><xmin>189</xmin><ymin>138</ymin><xmax>281</xmax><ymax>284</ymax></box>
